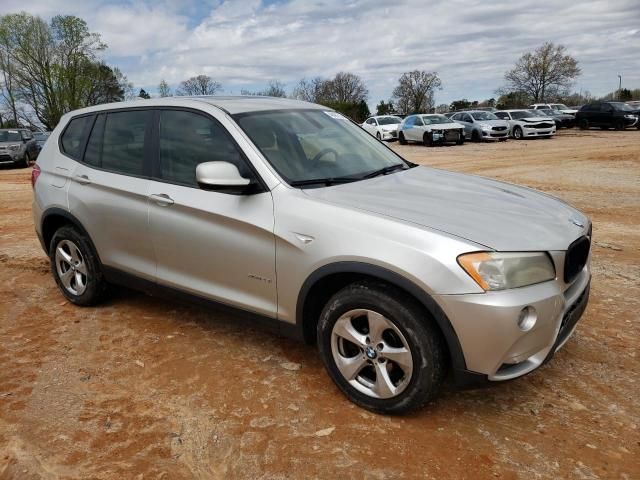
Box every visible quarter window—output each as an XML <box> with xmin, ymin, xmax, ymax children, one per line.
<box><xmin>158</xmin><ymin>110</ymin><xmax>249</xmax><ymax>187</ymax></box>
<box><xmin>61</xmin><ymin>116</ymin><xmax>93</xmax><ymax>160</ymax></box>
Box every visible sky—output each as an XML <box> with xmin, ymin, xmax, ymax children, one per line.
<box><xmin>1</xmin><ymin>0</ymin><xmax>639</xmax><ymax>109</ymax></box>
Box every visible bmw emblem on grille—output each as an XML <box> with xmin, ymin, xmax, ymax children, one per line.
<box><xmin>569</xmin><ymin>217</ymin><xmax>584</xmax><ymax>228</ymax></box>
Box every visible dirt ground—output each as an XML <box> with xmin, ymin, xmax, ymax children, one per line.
<box><xmin>1</xmin><ymin>129</ymin><xmax>638</xmax><ymax>479</ymax></box>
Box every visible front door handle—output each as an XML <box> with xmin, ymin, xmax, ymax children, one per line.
<box><xmin>74</xmin><ymin>174</ymin><xmax>91</xmax><ymax>185</ymax></box>
<box><xmin>149</xmin><ymin>193</ymin><xmax>174</xmax><ymax>206</ymax></box>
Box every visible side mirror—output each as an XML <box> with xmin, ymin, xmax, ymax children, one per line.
<box><xmin>196</xmin><ymin>161</ymin><xmax>256</xmax><ymax>195</ymax></box>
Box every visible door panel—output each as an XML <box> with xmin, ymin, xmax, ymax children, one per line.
<box><xmin>67</xmin><ymin>110</ymin><xmax>155</xmax><ymax>279</ymax></box>
<box><xmin>148</xmin><ymin>108</ymin><xmax>277</xmax><ymax>317</ymax></box>
<box><xmin>148</xmin><ymin>185</ymin><xmax>277</xmax><ymax>315</ymax></box>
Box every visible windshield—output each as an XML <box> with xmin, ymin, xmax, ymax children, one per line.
<box><xmin>235</xmin><ymin>109</ymin><xmax>407</xmax><ymax>185</ymax></box>
<box><xmin>510</xmin><ymin>111</ymin><xmax>535</xmax><ymax>119</ymax></box>
<box><xmin>421</xmin><ymin>115</ymin><xmax>451</xmax><ymax>125</ymax></box>
<box><xmin>377</xmin><ymin>116</ymin><xmax>401</xmax><ymax>125</ymax></box>
<box><xmin>470</xmin><ymin>112</ymin><xmax>498</xmax><ymax>121</ymax></box>
<box><xmin>609</xmin><ymin>102</ymin><xmax>634</xmax><ymax>112</ymax></box>
<box><xmin>550</xmin><ymin>104</ymin><xmax>569</xmax><ymax>110</ymax></box>
<box><xmin>0</xmin><ymin>130</ymin><xmax>21</xmax><ymax>142</ymax></box>
<box><xmin>539</xmin><ymin>109</ymin><xmax>559</xmax><ymax>116</ymax></box>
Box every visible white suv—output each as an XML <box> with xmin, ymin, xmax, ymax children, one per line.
<box><xmin>32</xmin><ymin>96</ymin><xmax>592</xmax><ymax>413</ymax></box>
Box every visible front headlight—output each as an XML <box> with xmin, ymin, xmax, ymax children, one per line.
<box><xmin>458</xmin><ymin>252</ymin><xmax>555</xmax><ymax>291</ymax></box>
<box><xmin>8</xmin><ymin>144</ymin><xmax>20</xmax><ymax>151</ymax></box>
<box><xmin>624</xmin><ymin>114</ymin><xmax>637</xmax><ymax>119</ymax></box>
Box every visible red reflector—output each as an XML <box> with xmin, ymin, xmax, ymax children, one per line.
<box><xmin>31</xmin><ymin>164</ymin><xmax>41</xmax><ymax>189</ymax></box>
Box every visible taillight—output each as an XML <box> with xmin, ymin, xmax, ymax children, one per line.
<box><xmin>31</xmin><ymin>164</ymin><xmax>41</xmax><ymax>189</ymax></box>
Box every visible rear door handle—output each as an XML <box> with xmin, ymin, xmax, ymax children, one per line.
<box><xmin>149</xmin><ymin>193</ymin><xmax>174</xmax><ymax>206</ymax></box>
<box><xmin>74</xmin><ymin>174</ymin><xmax>91</xmax><ymax>185</ymax></box>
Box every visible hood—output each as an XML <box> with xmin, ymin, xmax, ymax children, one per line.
<box><xmin>428</xmin><ymin>122</ymin><xmax>463</xmax><ymax>130</ymax></box>
<box><xmin>477</xmin><ymin>119</ymin><xmax>509</xmax><ymax>127</ymax></box>
<box><xmin>303</xmin><ymin>166</ymin><xmax>588</xmax><ymax>251</ymax></box>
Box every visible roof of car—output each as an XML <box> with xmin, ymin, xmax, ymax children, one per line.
<box><xmin>63</xmin><ymin>96</ymin><xmax>326</xmax><ymax>118</ymax></box>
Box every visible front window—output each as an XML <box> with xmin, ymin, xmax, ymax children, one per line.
<box><xmin>235</xmin><ymin>109</ymin><xmax>408</xmax><ymax>186</ymax></box>
<box><xmin>470</xmin><ymin>112</ymin><xmax>498</xmax><ymax>121</ymax></box>
<box><xmin>376</xmin><ymin>116</ymin><xmax>402</xmax><ymax>125</ymax></box>
<box><xmin>0</xmin><ymin>130</ymin><xmax>22</xmax><ymax>142</ymax></box>
<box><xmin>510</xmin><ymin>111</ymin><xmax>534</xmax><ymax>120</ymax></box>
<box><xmin>609</xmin><ymin>102</ymin><xmax>633</xmax><ymax>112</ymax></box>
<box><xmin>421</xmin><ymin>115</ymin><xmax>451</xmax><ymax>125</ymax></box>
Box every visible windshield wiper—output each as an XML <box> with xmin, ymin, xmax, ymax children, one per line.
<box><xmin>360</xmin><ymin>163</ymin><xmax>408</xmax><ymax>180</ymax></box>
<box><xmin>289</xmin><ymin>177</ymin><xmax>360</xmax><ymax>187</ymax></box>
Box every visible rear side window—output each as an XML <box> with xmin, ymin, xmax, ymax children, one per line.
<box><xmin>157</xmin><ymin>110</ymin><xmax>248</xmax><ymax>187</ymax></box>
<box><xmin>61</xmin><ymin>116</ymin><xmax>93</xmax><ymax>160</ymax></box>
<box><xmin>83</xmin><ymin>110</ymin><xmax>148</xmax><ymax>176</ymax></box>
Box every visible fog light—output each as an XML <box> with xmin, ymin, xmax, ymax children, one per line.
<box><xmin>517</xmin><ymin>306</ymin><xmax>536</xmax><ymax>331</ymax></box>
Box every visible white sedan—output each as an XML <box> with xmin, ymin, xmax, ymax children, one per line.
<box><xmin>398</xmin><ymin>114</ymin><xmax>466</xmax><ymax>146</ymax></box>
<box><xmin>494</xmin><ymin>110</ymin><xmax>556</xmax><ymax>140</ymax></box>
<box><xmin>361</xmin><ymin>115</ymin><xmax>402</xmax><ymax>141</ymax></box>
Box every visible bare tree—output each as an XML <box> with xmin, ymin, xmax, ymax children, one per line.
<box><xmin>176</xmin><ymin>75</ymin><xmax>222</xmax><ymax>96</ymax></box>
<box><xmin>291</xmin><ymin>77</ymin><xmax>327</xmax><ymax>103</ymax></box>
<box><xmin>392</xmin><ymin>70</ymin><xmax>442</xmax><ymax>114</ymax></box>
<box><xmin>325</xmin><ymin>72</ymin><xmax>368</xmax><ymax>103</ymax></box>
<box><xmin>241</xmin><ymin>80</ymin><xmax>287</xmax><ymax>97</ymax></box>
<box><xmin>503</xmin><ymin>42</ymin><xmax>581</xmax><ymax>103</ymax></box>
<box><xmin>158</xmin><ymin>79</ymin><xmax>172</xmax><ymax>97</ymax></box>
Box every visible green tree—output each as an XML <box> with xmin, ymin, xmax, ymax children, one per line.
<box><xmin>376</xmin><ymin>100</ymin><xmax>395</xmax><ymax>115</ymax></box>
<box><xmin>449</xmin><ymin>99</ymin><xmax>471</xmax><ymax>111</ymax></box>
<box><xmin>158</xmin><ymin>79</ymin><xmax>171</xmax><ymax>97</ymax></box>
<box><xmin>0</xmin><ymin>13</ymin><xmax>119</xmax><ymax>129</ymax></box>
<box><xmin>503</xmin><ymin>42</ymin><xmax>581</xmax><ymax>103</ymax></box>
<box><xmin>496</xmin><ymin>91</ymin><xmax>530</xmax><ymax>109</ymax></box>
<box><xmin>392</xmin><ymin>70</ymin><xmax>441</xmax><ymax>114</ymax></box>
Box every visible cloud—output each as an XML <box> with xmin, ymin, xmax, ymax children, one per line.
<box><xmin>1</xmin><ymin>0</ymin><xmax>639</xmax><ymax>105</ymax></box>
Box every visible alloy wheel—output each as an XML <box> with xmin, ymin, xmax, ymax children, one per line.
<box><xmin>331</xmin><ymin>309</ymin><xmax>413</xmax><ymax>399</ymax></box>
<box><xmin>54</xmin><ymin>239</ymin><xmax>88</xmax><ymax>296</ymax></box>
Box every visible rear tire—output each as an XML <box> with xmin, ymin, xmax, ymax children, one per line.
<box><xmin>49</xmin><ymin>225</ymin><xmax>108</xmax><ymax>306</ymax></box>
<box><xmin>317</xmin><ymin>281</ymin><xmax>446</xmax><ymax>414</ymax></box>
<box><xmin>398</xmin><ymin>132</ymin><xmax>407</xmax><ymax>145</ymax></box>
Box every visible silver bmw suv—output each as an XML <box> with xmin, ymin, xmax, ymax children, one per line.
<box><xmin>32</xmin><ymin>97</ymin><xmax>591</xmax><ymax>413</ymax></box>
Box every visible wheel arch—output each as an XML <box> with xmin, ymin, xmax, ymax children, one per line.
<box><xmin>296</xmin><ymin>261</ymin><xmax>467</xmax><ymax>372</ymax></box>
<box><xmin>41</xmin><ymin>208</ymin><xmax>100</xmax><ymax>260</ymax></box>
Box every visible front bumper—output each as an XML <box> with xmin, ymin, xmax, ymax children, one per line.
<box><xmin>380</xmin><ymin>129</ymin><xmax>398</xmax><ymax>141</ymax></box>
<box><xmin>522</xmin><ymin>126</ymin><xmax>556</xmax><ymax>137</ymax></box>
<box><xmin>436</xmin><ymin>259</ymin><xmax>590</xmax><ymax>382</ymax></box>
<box><xmin>0</xmin><ymin>151</ymin><xmax>21</xmax><ymax>164</ymax></box>
<box><xmin>482</xmin><ymin>128</ymin><xmax>508</xmax><ymax>140</ymax></box>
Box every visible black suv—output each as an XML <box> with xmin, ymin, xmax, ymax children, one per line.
<box><xmin>575</xmin><ymin>102</ymin><xmax>639</xmax><ymax>130</ymax></box>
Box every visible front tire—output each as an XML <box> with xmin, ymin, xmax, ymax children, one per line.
<box><xmin>422</xmin><ymin>132</ymin><xmax>433</xmax><ymax>147</ymax></box>
<box><xmin>376</xmin><ymin>132</ymin><xmax>382</xmax><ymax>141</ymax></box>
<box><xmin>49</xmin><ymin>225</ymin><xmax>108</xmax><ymax>306</ymax></box>
<box><xmin>471</xmin><ymin>130</ymin><xmax>481</xmax><ymax>142</ymax></box>
<box><xmin>614</xmin><ymin>120</ymin><xmax>625</xmax><ymax>131</ymax></box>
<box><xmin>398</xmin><ymin>132</ymin><xmax>407</xmax><ymax>145</ymax></box>
<box><xmin>579</xmin><ymin>118</ymin><xmax>589</xmax><ymax>130</ymax></box>
<box><xmin>513</xmin><ymin>126</ymin><xmax>523</xmax><ymax>140</ymax></box>
<box><xmin>317</xmin><ymin>281</ymin><xmax>446</xmax><ymax>414</ymax></box>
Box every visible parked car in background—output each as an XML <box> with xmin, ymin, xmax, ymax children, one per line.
<box><xmin>448</xmin><ymin>111</ymin><xmax>509</xmax><ymax>142</ymax></box>
<box><xmin>494</xmin><ymin>110</ymin><xmax>556</xmax><ymax>139</ymax></box>
<box><xmin>32</xmin><ymin>96</ymin><xmax>592</xmax><ymax>413</ymax></box>
<box><xmin>530</xmin><ymin>103</ymin><xmax>578</xmax><ymax>115</ymax></box>
<box><xmin>361</xmin><ymin>115</ymin><xmax>402</xmax><ymax>141</ymax></box>
<box><xmin>0</xmin><ymin>128</ymin><xmax>38</xmax><ymax>167</ymax></box>
<box><xmin>33</xmin><ymin>131</ymin><xmax>51</xmax><ymax>155</ymax></box>
<box><xmin>535</xmin><ymin>109</ymin><xmax>576</xmax><ymax>129</ymax></box>
<box><xmin>575</xmin><ymin>102</ymin><xmax>639</xmax><ymax>130</ymax></box>
<box><xmin>398</xmin><ymin>114</ymin><xmax>465</xmax><ymax>146</ymax></box>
